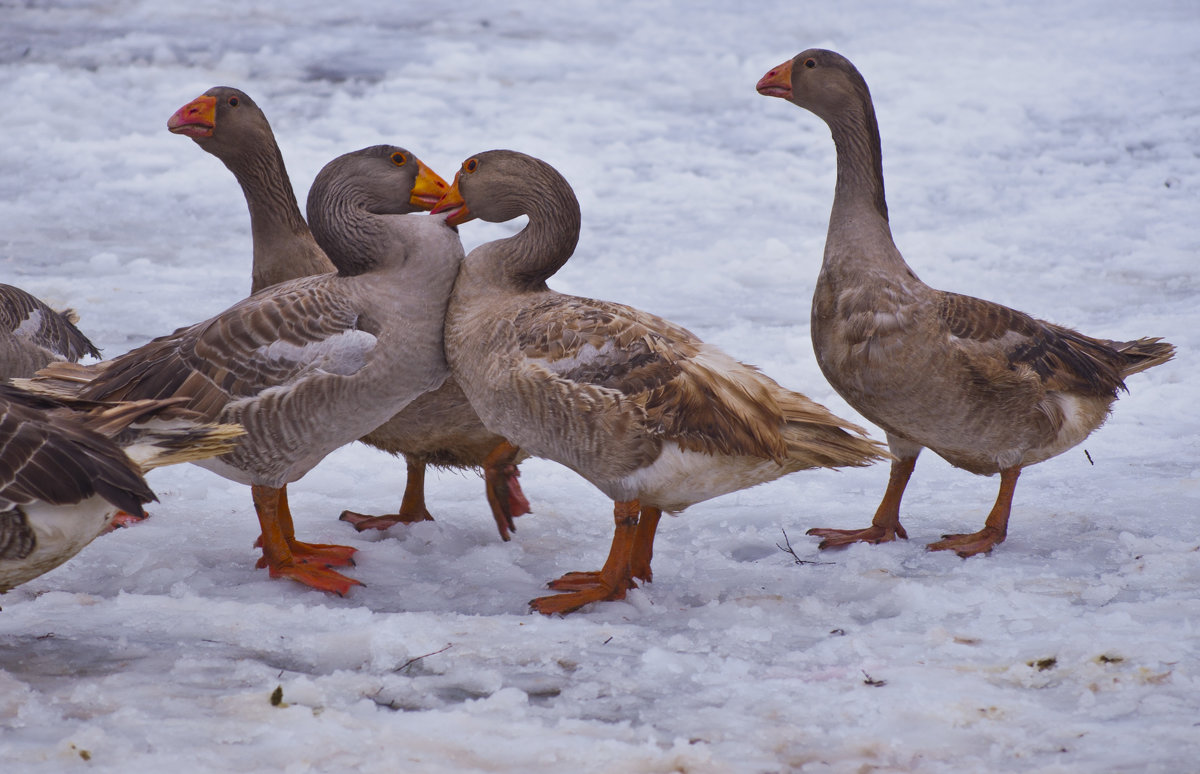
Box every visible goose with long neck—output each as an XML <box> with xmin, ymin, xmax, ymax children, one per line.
<box><xmin>757</xmin><ymin>49</ymin><xmax>1174</xmax><ymax>556</ymax></box>
<box><xmin>29</xmin><ymin>146</ymin><xmax>464</xmax><ymax>594</ymax></box>
<box><xmin>168</xmin><ymin>87</ymin><xmax>332</xmax><ymax>292</ymax></box>
<box><xmin>433</xmin><ymin>150</ymin><xmax>886</xmax><ymax>614</ymax></box>
<box><xmin>167</xmin><ymin>87</ymin><xmax>530</xmax><ymax>540</ymax></box>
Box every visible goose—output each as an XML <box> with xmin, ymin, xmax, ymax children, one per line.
<box><xmin>0</xmin><ymin>383</ymin><xmax>242</xmax><ymax>593</ymax></box>
<box><xmin>431</xmin><ymin>150</ymin><xmax>887</xmax><ymax>614</ymax></box>
<box><xmin>28</xmin><ymin>145</ymin><xmax>464</xmax><ymax>594</ymax></box>
<box><xmin>1</xmin><ymin>283</ymin><xmax>100</xmax><ymax>380</ymax></box>
<box><xmin>167</xmin><ymin>87</ymin><xmax>529</xmax><ymax>539</ymax></box>
<box><xmin>756</xmin><ymin>49</ymin><xmax>1174</xmax><ymax>556</ymax></box>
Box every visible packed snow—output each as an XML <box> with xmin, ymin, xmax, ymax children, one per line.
<box><xmin>1</xmin><ymin>1</ymin><xmax>1198</xmax><ymax>772</ymax></box>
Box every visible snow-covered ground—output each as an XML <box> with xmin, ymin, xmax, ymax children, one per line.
<box><xmin>1</xmin><ymin>1</ymin><xmax>1198</xmax><ymax>771</ymax></box>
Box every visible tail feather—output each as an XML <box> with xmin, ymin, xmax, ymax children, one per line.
<box><xmin>122</xmin><ymin>421</ymin><xmax>244</xmax><ymax>471</ymax></box>
<box><xmin>775</xmin><ymin>390</ymin><xmax>891</xmax><ymax>470</ymax></box>
<box><xmin>12</xmin><ymin>361</ymin><xmax>100</xmax><ymax>399</ymax></box>
<box><xmin>1113</xmin><ymin>336</ymin><xmax>1174</xmax><ymax>379</ymax></box>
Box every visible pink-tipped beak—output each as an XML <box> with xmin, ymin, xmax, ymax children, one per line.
<box><xmin>167</xmin><ymin>94</ymin><xmax>217</xmax><ymax>138</ymax></box>
<box><xmin>431</xmin><ymin>173</ymin><xmax>473</xmax><ymax>226</ymax></box>
<box><xmin>756</xmin><ymin>60</ymin><xmax>794</xmax><ymax>99</ymax></box>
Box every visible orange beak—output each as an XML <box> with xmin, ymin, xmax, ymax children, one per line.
<box><xmin>167</xmin><ymin>94</ymin><xmax>218</xmax><ymax>137</ymax></box>
<box><xmin>756</xmin><ymin>59</ymin><xmax>794</xmax><ymax>99</ymax></box>
<box><xmin>430</xmin><ymin>173</ymin><xmax>474</xmax><ymax>226</ymax></box>
<box><xmin>409</xmin><ymin>161</ymin><xmax>450</xmax><ymax>211</ymax></box>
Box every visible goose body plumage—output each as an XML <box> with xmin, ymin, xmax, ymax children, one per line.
<box><xmin>0</xmin><ymin>283</ymin><xmax>100</xmax><ymax>380</ymax></box>
<box><xmin>0</xmin><ymin>384</ymin><xmax>242</xmax><ymax>593</ymax></box>
<box><xmin>757</xmin><ymin>49</ymin><xmax>1174</xmax><ymax>556</ymax></box>
<box><xmin>29</xmin><ymin>146</ymin><xmax>464</xmax><ymax>594</ymax></box>
<box><xmin>433</xmin><ymin>150</ymin><xmax>886</xmax><ymax>613</ymax></box>
<box><xmin>167</xmin><ymin>87</ymin><xmax>529</xmax><ymax>538</ymax></box>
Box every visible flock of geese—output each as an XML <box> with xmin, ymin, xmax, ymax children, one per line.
<box><xmin>0</xmin><ymin>50</ymin><xmax>1173</xmax><ymax>613</ymax></box>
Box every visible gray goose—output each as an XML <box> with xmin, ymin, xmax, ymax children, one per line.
<box><xmin>167</xmin><ymin>87</ymin><xmax>529</xmax><ymax>539</ymax></box>
<box><xmin>757</xmin><ymin>49</ymin><xmax>1174</xmax><ymax>556</ymax></box>
<box><xmin>1</xmin><ymin>283</ymin><xmax>100</xmax><ymax>380</ymax></box>
<box><xmin>29</xmin><ymin>146</ymin><xmax>464</xmax><ymax>595</ymax></box>
<box><xmin>431</xmin><ymin>150</ymin><xmax>887</xmax><ymax>614</ymax></box>
<box><xmin>0</xmin><ymin>383</ymin><xmax>241</xmax><ymax>593</ymax></box>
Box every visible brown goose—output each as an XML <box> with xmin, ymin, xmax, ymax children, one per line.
<box><xmin>0</xmin><ymin>383</ymin><xmax>242</xmax><ymax>593</ymax></box>
<box><xmin>167</xmin><ymin>87</ymin><xmax>529</xmax><ymax>538</ymax></box>
<box><xmin>757</xmin><ymin>49</ymin><xmax>1174</xmax><ymax>556</ymax></box>
<box><xmin>432</xmin><ymin>150</ymin><xmax>887</xmax><ymax>614</ymax></box>
<box><xmin>29</xmin><ymin>146</ymin><xmax>464</xmax><ymax>594</ymax></box>
<box><xmin>1</xmin><ymin>283</ymin><xmax>100</xmax><ymax>380</ymax></box>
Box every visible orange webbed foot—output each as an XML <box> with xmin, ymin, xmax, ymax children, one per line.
<box><xmin>926</xmin><ymin>527</ymin><xmax>1005</xmax><ymax>558</ymax></box>
<box><xmin>339</xmin><ymin>509</ymin><xmax>434</xmax><ymax>532</ymax></box>
<box><xmin>102</xmin><ymin>509</ymin><xmax>150</xmax><ymax>535</ymax></box>
<box><xmin>483</xmin><ymin>441</ymin><xmax>530</xmax><ymax>541</ymax></box>
<box><xmin>267</xmin><ymin>561</ymin><xmax>364</xmax><ymax>596</ymax></box>
<box><xmin>290</xmin><ymin>540</ymin><xmax>357</xmax><ymax>566</ymax></box>
<box><xmin>254</xmin><ymin>536</ymin><xmax>357</xmax><ymax>567</ymax></box>
<box><xmin>530</xmin><ymin>576</ymin><xmax>630</xmax><ymax>615</ymax></box>
<box><xmin>546</xmin><ymin>570</ymin><xmax>637</xmax><ymax>593</ymax></box>
<box><xmin>806</xmin><ymin>523</ymin><xmax>908</xmax><ymax>549</ymax></box>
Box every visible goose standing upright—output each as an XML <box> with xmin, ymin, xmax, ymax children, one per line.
<box><xmin>1</xmin><ymin>283</ymin><xmax>100</xmax><ymax>380</ymax></box>
<box><xmin>432</xmin><ymin>150</ymin><xmax>887</xmax><ymax>614</ymax></box>
<box><xmin>0</xmin><ymin>384</ymin><xmax>242</xmax><ymax>593</ymax></box>
<box><xmin>29</xmin><ymin>146</ymin><xmax>464</xmax><ymax>594</ymax></box>
<box><xmin>167</xmin><ymin>87</ymin><xmax>529</xmax><ymax>539</ymax></box>
<box><xmin>756</xmin><ymin>49</ymin><xmax>1174</xmax><ymax>556</ymax></box>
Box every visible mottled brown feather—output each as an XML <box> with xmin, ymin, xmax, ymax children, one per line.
<box><xmin>514</xmin><ymin>295</ymin><xmax>798</xmax><ymax>462</ymax></box>
<box><xmin>1</xmin><ymin>284</ymin><xmax>101</xmax><ymax>380</ymax></box>
<box><xmin>63</xmin><ymin>277</ymin><xmax>365</xmax><ymax>421</ymax></box>
<box><xmin>939</xmin><ymin>292</ymin><xmax>1143</xmax><ymax>397</ymax></box>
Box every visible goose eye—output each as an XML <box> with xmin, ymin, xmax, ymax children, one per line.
<box><xmin>390</xmin><ymin>151</ymin><xmax>408</xmax><ymax>166</ymax></box>
<box><xmin>464</xmin><ymin>158</ymin><xmax>479</xmax><ymax>173</ymax></box>
<box><xmin>804</xmin><ymin>58</ymin><xmax>817</xmax><ymax>69</ymax></box>
<box><xmin>228</xmin><ymin>96</ymin><xmax>239</xmax><ymax>106</ymax></box>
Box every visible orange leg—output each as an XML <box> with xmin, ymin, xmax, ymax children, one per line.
<box><xmin>531</xmin><ymin>500</ymin><xmax>640</xmax><ymax>615</ymax></box>
<box><xmin>927</xmin><ymin>466</ymin><xmax>1021</xmax><ymax>557</ymax></box>
<box><xmin>252</xmin><ymin>484</ymin><xmax>361</xmax><ymax>595</ymax></box>
<box><xmin>340</xmin><ymin>457</ymin><xmax>436</xmax><ymax>531</ymax></box>
<box><xmin>549</xmin><ymin>505</ymin><xmax>663</xmax><ymax>591</ymax></box>
<box><xmin>629</xmin><ymin>506</ymin><xmax>662</xmax><ymax>583</ymax></box>
<box><xmin>483</xmin><ymin>440</ymin><xmax>530</xmax><ymax>541</ymax></box>
<box><xmin>807</xmin><ymin>456</ymin><xmax>915</xmax><ymax>549</ymax></box>
<box><xmin>272</xmin><ymin>485</ymin><xmax>357</xmax><ymax>566</ymax></box>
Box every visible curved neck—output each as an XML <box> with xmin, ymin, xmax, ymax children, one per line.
<box><xmin>492</xmin><ymin>183</ymin><xmax>581</xmax><ymax>292</ymax></box>
<box><xmin>309</xmin><ymin>185</ymin><xmax>390</xmax><ymax>277</ymax></box>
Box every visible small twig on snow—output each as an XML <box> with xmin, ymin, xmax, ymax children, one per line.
<box><xmin>394</xmin><ymin>643</ymin><xmax>453</xmax><ymax>673</ymax></box>
<box><xmin>777</xmin><ymin>529</ymin><xmax>834</xmax><ymax>566</ymax></box>
<box><xmin>861</xmin><ymin>671</ymin><xmax>887</xmax><ymax>687</ymax></box>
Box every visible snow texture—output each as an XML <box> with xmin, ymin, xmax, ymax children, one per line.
<box><xmin>1</xmin><ymin>1</ymin><xmax>1197</xmax><ymax>772</ymax></box>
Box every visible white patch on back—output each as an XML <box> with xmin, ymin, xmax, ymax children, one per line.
<box><xmin>258</xmin><ymin>329</ymin><xmax>377</xmax><ymax>376</ymax></box>
<box><xmin>12</xmin><ymin>308</ymin><xmax>43</xmax><ymax>341</ymax></box>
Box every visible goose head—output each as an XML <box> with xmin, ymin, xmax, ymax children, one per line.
<box><xmin>756</xmin><ymin>48</ymin><xmax>873</xmax><ymax>126</ymax></box>
<box><xmin>305</xmin><ymin>145</ymin><xmax>451</xmax><ymax>276</ymax></box>
<box><xmin>167</xmin><ymin>86</ymin><xmax>278</xmax><ymax>159</ymax></box>
<box><xmin>431</xmin><ymin>150</ymin><xmax>575</xmax><ymax>227</ymax></box>
<box><xmin>431</xmin><ymin>150</ymin><xmax>581</xmax><ymax>289</ymax></box>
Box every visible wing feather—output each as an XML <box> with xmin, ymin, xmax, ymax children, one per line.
<box><xmin>0</xmin><ymin>283</ymin><xmax>101</xmax><ymax>363</ymax></box>
<box><xmin>938</xmin><ymin>292</ymin><xmax>1129</xmax><ymax>397</ymax></box>
<box><xmin>514</xmin><ymin>297</ymin><xmax>791</xmax><ymax>461</ymax></box>
<box><xmin>70</xmin><ymin>278</ymin><xmax>373</xmax><ymax>419</ymax></box>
